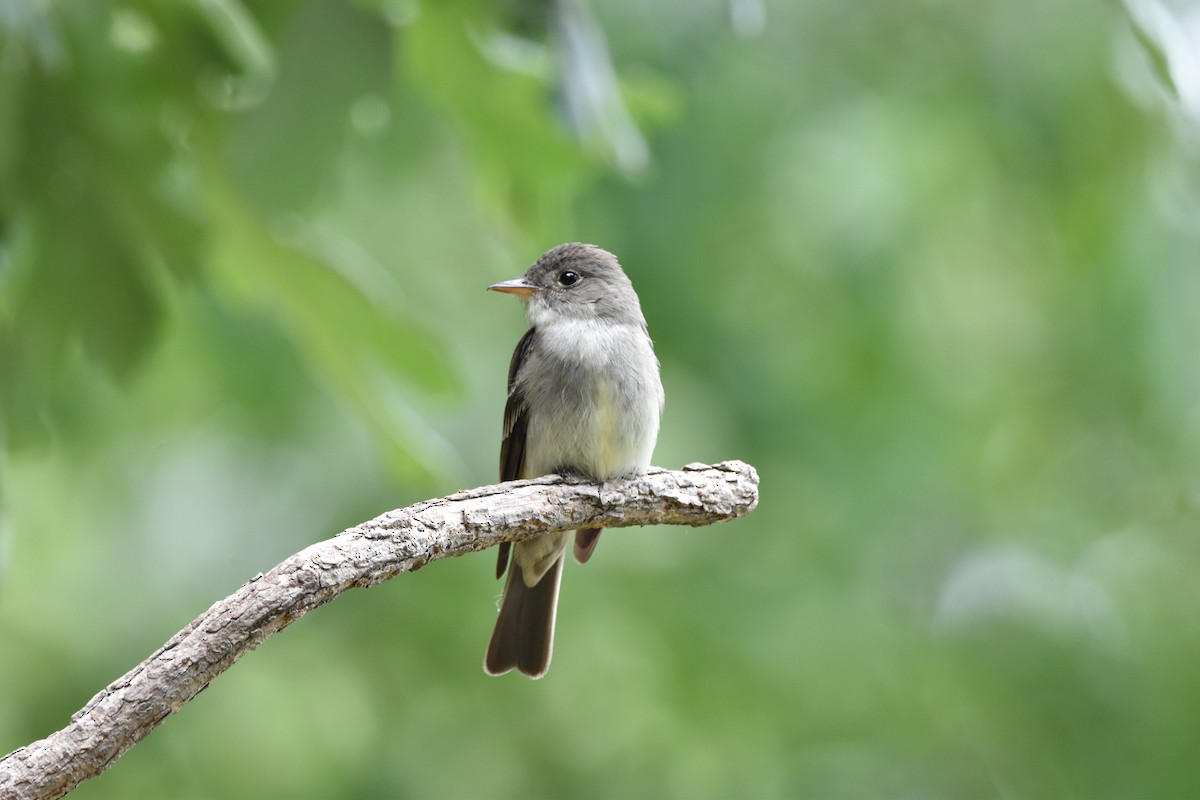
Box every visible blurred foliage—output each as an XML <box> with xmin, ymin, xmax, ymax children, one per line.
<box><xmin>3</xmin><ymin>0</ymin><xmax>1200</xmax><ymax>797</ymax></box>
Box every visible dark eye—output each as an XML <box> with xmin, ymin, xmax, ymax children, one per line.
<box><xmin>558</xmin><ymin>270</ymin><xmax>580</xmax><ymax>286</ymax></box>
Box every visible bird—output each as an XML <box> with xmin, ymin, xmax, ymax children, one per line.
<box><xmin>484</xmin><ymin>243</ymin><xmax>664</xmax><ymax>678</ymax></box>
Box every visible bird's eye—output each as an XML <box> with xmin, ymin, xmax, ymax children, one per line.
<box><xmin>558</xmin><ymin>270</ymin><xmax>580</xmax><ymax>286</ymax></box>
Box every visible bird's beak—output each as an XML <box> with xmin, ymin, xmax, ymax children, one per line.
<box><xmin>488</xmin><ymin>277</ymin><xmax>539</xmax><ymax>297</ymax></box>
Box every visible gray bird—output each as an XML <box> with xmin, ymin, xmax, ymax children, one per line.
<box><xmin>485</xmin><ymin>243</ymin><xmax>664</xmax><ymax>678</ymax></box>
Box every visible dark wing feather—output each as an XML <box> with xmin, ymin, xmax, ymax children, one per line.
<box><xmin>573</xmin><ymin>528</ymin><xmax>602</xmax><ymax>563</ymax></box>
<box><xmin>496</xmin><ymin>327</ymin><xmax>536</xmax><ymax>579</ymax></box>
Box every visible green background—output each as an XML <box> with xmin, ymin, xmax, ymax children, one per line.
<box><xmin>4</xmin><ymin>0</ymin><xmax>1200</xmax><ymax>797</ymax></box>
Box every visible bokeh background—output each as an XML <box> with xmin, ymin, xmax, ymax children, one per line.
<box><xmin>4</xmin><ymin>0</ymin><xmax>1200</xmax><ymax>797</ymax></box>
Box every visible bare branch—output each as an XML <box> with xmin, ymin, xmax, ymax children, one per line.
<box><xmin>0</xmin><ymin>461</ymin><xmax>758</xmax><ymax>800</ymax></box>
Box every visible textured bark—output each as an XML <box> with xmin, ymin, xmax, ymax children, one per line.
<box><xmin>0</xmin><ymin>461</ymin><xmax>758</xmax><ymax>800</ymax></box>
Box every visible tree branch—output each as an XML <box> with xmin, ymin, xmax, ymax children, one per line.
<box><xmin>0</xmin><ymin>461</ymin><xmax>759</xmax><ymax>800</ymax></box>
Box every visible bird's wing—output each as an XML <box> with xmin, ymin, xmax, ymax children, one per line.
<box><xmin>496</xmin><ymin>327</ymin><xmax>536</xmax><ymax>579</ymax></box>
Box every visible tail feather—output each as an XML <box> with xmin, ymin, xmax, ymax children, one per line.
<box><xmin>484</xmin><ymin>555</ymin><xmax>564</xmax><ymax>678</ymax></box>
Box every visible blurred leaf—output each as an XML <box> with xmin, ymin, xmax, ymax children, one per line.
<box><xmin>200</xmin><ymin>146</ymin><xmax>456</xmax><ymax>480</ymax></box>
<box><xmin>228</xmin><ymin>0</ymin><xmax>390</xmax><ymax>213</ymax></box>
<box><xmin>402</xmin><ymin>0</ymin><xmax>589</xmax><ymax>240</ymax></box>
<box><xmin>0</xmin><ymin>0</ymin><xmax>233</xmax><ymax>446</ymax></box>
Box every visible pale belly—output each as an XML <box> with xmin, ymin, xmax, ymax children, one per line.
<box><xmin>523</xmin><ymin>373</ymin><xmax>657</xmax><ymax>480</ymax></box>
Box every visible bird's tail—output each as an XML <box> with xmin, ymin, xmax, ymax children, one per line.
<box><xmin>484</xmin><ymin>555</ymin><xmax>564</xmax><ymax>678</ymax></box>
